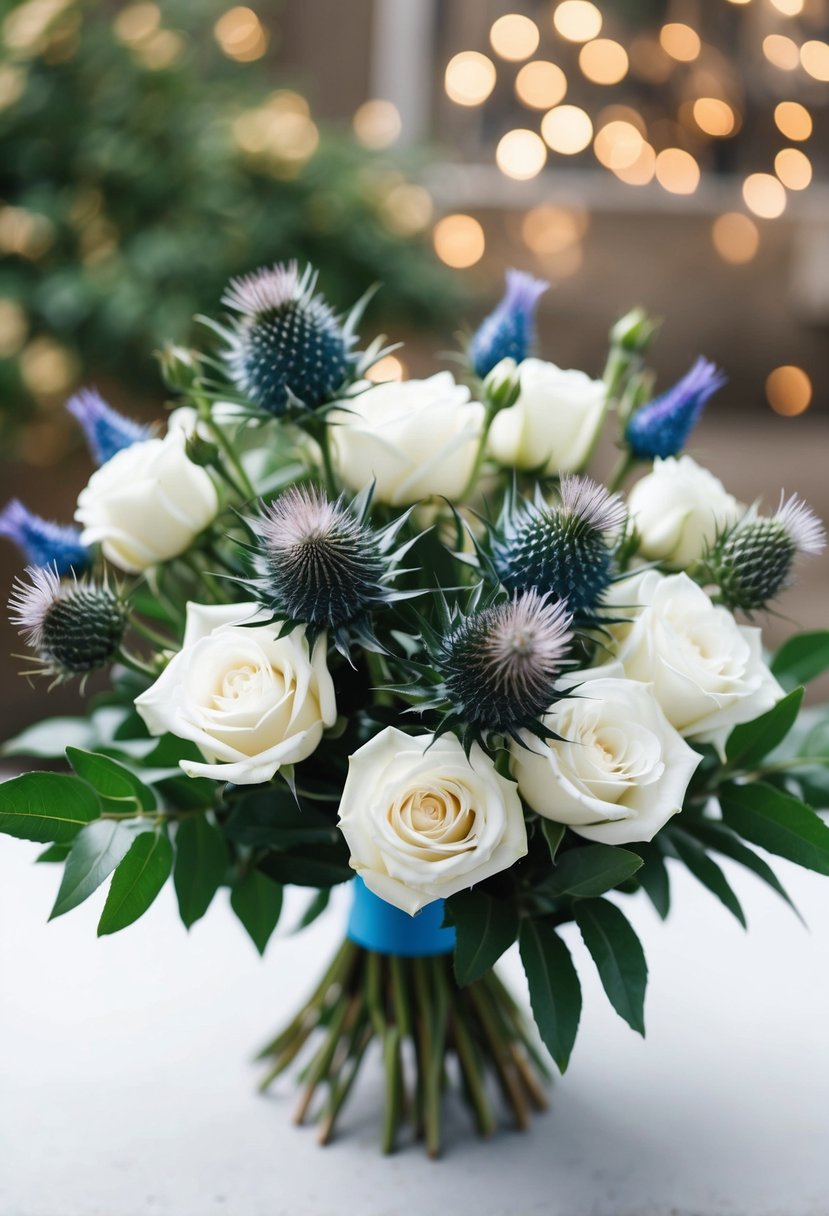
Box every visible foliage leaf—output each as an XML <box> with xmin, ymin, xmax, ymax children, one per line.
<box><xmin>1</xmin><ymin>717</ymin><xmax>98</xmax><ymax>758</ymax></box>
<box><xmin>539</xmin><ymin>820</ymin><xmax>566</xmax><ymax>862</ymax></box>
<box><xmin>448</xmin><ymin>889</ymin><xmax>519</xmax><ymax>986</ymax></box>
<box><xmin>574</xmin><ymin>898</ymin><xmax>648</xmax><ymax>1035</ymax></box>
<box><xmin>685</xmin><ymin>818</ymin><xmax>801</xmax><ymax>920</ymax></box>
<box><xmin>66</xmin><ymin>747</ymin><xmax>156</xmax><ymax>813</ymax></box>
<box><xmin>222</xmin><ymin>789</ymin><xmax>338</xmax><ymax>850</ymax></box>
<box><xmin>667</xmin><ymin>828</ymin><xmax>746</xmax><ymax>926</ymax></box>
<box><xmin>290</xmin><ymin>888</ymin><xmax>331</xmax><ymax>933</ymax></box>
<box><xmin>50</xmin><ymin>820</ymin><xmax>140</xmax><ymax>919</ymax></box>
<box><xmin>628</xmin><ymin>841</ymin><xmax>671</xmax><ymax>919</ymax></box>
<box><xmin>771</xmin><ymin>631</ymin><xmax>829</xmax><ymax>692</ymax></box>
<box><xmin>544</xmin><ymin>843</ymin><xmax>643</xmax><ymax>900</ymax></box>
<box><xmin>98</xmin><ymin>831</ymin><xmax>173</xmax><ymax>936</ymax></box>
<box><xmin>231</xmin><ymin>870</ymin><xmax>283</xmax><ymax>955</ymax></box>
<box><xmin>724</xmin><ymin>688</ymin><xmax>804</xmax><ymax>771</ymax></box>
<box><xmin>256</xmin><ymin>844</ymin><xmax>353</xmax><ymax>888</ymax></box>
<box><xmin>173</xmin><ymin>815</ymin><xmax>229</xmax><ymax>929</ymax></box>
<box><xmin>720</xmin><ymin>781</ymin><xmax>829</xmax><ymax>876</ymax></box>
<box><xmin>518</xmin><ymin>919</ymin><xmax>582</xmax><ymax>1073</ymax></box>
<box><xmin>0</xmin><ymin>773</ymin><xmax>100</xmax><ymax>844</ymax></box>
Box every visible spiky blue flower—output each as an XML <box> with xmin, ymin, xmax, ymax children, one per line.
<box><xmin>469</xmin><ymin>269</ymin><xmax>548</xmax><ymax>379</ymax></box>
<box><xmin>66</xmin><ymin>388</ymin><xmax>151</xmax><ymax>465</ymax></box>
<box><xmin>0</xmin><ymin>499</ymin><xmax>88</xmax><ymax>574</ymax></box>
<box><xmin>626</xmin><ymin>357</ymin><xmax>725</xmax><ymax>460</ymax></box>
<box><xmin>222</xmin><ymin>262</ymin><xmax>352</xmax><ymax>415</ymax></box>
<box><xmin>491</xmin><ymin>476</ymin><xmax>626</xmax><ymax>617</ymax></box>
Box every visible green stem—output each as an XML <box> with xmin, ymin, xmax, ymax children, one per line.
<box><xmin>127</xmin><ymin>614</ymin><xmax>176</xmax><ymax>651</ymax></box>
<box><xmin>115</xmin><ymin>647</ymin><xmax>158</xmax><ymax>678</ymax></box>
<box><xmin>203</xmin><ymin>411</ymin><xmax>257</xmax><ymax>502</ymax></box>
<box><xmin>742</xmin><ymin>755</ymin><xmax>829</xmax><ymax>781</ymax></box>
<box><xmin>608</xmin><ymin>449</ymin><xmax>639</xmax><ymax>494</ymax></box>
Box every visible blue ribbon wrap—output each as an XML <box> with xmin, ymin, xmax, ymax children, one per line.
<box><xmin>346</xmin><ymin>876</ymin><xmax>456</xmax><ymax>957</ymax></box>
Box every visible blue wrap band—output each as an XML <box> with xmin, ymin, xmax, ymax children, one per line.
<box><xmin>346</xmin><ymin>876</ymin><xmax>456</xmax><ymax>957</ymax></box>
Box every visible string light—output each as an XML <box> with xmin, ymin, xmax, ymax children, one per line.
<box><xmin>579</xmin><ymin>39</ymin><xmax>628</xmax><ymax>85</ymax></box>
<box><xmin>213</xmin><ymin>7</ymin><xmax>268</xmax><ymax>62</ymax></box>
<box><xmin>766</xmin><ymin>366</ymin><xmax>812</xmax><ymax>416</ymax></box>
<box><xmin>655</xmin><ymin>148</ymin><xmax>700</xmax><ymax>194</ymax></box>
<box><xmin>613</xmin><ymin>141</ymin><xmax>656</xmax><ymax>185</ymax></box>
<box><xmin>800</xmin><ymin>41</ymin><xmax>829</xmax><ymax>82</ymax></box>
<box><xmin>489</xmin><ymin>14</ymin><xmax>540</xmax><ymax>62</ymax></box>
<box><xmin>515</xmin><ymin>60</ymin><xmax>567</xmax><ymax>109</ymax></box>
<box><xmin>353</xmin><ymin>100</ymin><xmax>401</xmax><ymax>149</ymax></box>
<box><xmin>659</xmin><ymin>24</ymin><xmax>701</xmax><ymax>63</ymax></box>
<box><xmin>711</xmin><ymin>213</ymin><xmax>759</xmax><ymax>264</ymax></box>
<box><xmin>541</xmin><ymin>104</ymin><xmax>593</xmax><ymax>154</ymax></box>
<box><xmin>769</xmin><ymin>0</ymin><xmax>804</xmax><ymax>12</ymax></box>
<box><xmin>763</xmin><ymin>34</ymin><xmax>800</xmax><ymax>71</ymax></box>
<box><xmin>366</xmin><ymin>354</ymin><xmax>406</xmax><ymax>383</ymax></box>
<box><xmin>692</xmin><ymin>98</ymin><xmax>737</xmax><ymax>138</ymax></box>
<box><xmin>522</xmin><ymin>204</ymin><xmax>587</xmax><ymax>254</ymax></box>
<box><xmin>444</xmin><ymin>51</ymin><xmax>497</xmax><ymax>106</ymax></box>
<box><xmin>496</xmin><ymin>129</ymin><xmax>547</xmax><ymax>179</ymax></box>
<box><xmin>433</xmin><ymin>215</ymin><xmax>485</xmax><ymax>268</ymax></box>
<box><xmin>593</xmin><ymin>121</ymin><xmax>643</xmax><ymax>170</ymax></box>
<box><xmin>742</xmin><ymin>174</ymin><xmax>787</xmax><ymax>219</ymax></box>
<box><xmin>774</xmin><ymin>147</ymin><xmax>812</xmax><ymax>191</ymax></box>
<box><xmin>553</xmin><ymin>2</ymin><xmax>602</xmax><ymax>44</ymax></box>
<box><xmin>0</xmin><ymin>299</ymin><xmax>28</xmax><ymax>357</ymax></box>
<box><xmin>113</xmin><ymin>3</ymin><xmax>160</xmax><ymax>45</ymax></box>
<box><xmin>379</xmin><ymin>184</ymin><xmax>433</xmax><ymax>236</ymax></box>
<box><xmin>774</xmin><ymin>101</ymin><xmax>812</xmax><ymax>141</ymax></box>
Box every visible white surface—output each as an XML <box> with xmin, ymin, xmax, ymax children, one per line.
<box><xmin>1</xmin><ymin>841</ymin><xmax>828</xmax><ymax>1216</ymax></box>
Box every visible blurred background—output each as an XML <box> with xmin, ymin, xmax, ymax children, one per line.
<box><xmin>0</xmin><ymin>0</ymin><xmax>827</xmax><ymax>735</ymax></box>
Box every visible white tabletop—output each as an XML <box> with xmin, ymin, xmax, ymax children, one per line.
<box><xmin>1</xmin><ymin>840</ymin><xmax>828</xmax><ymax>1216</ymax></box>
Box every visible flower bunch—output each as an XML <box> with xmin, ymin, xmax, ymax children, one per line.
<box><xmin>2</xmin><ymin>264</ymin><xmax>827</xmax><ymax>1153</ymax></box>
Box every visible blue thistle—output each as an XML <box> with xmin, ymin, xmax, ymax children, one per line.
<box><xmin>626</xmin><ymin>357</ymin><xmax>725</xmax><ymax>460</ymax></box>
<box><xmin>66</xmin><ymin>388</ymin><xmax>151</xmax><ymax>465</ymax></box>
<box><xmin>469</xmin><ymin>269</ymin><xmax>548</xmax><ymax>379</ymax></box>
<box><xmin>711</xmin><ymin>493</ymin><xmax>825</xmax><ymax>612</ymax></box>
<box><xmin>0</xmin><ymin>499</ymin><xmax>89</xmax><ymax>574</ymax></box>
<box><xmin>222</xmin><ymin>262</ymin><xmax>352</xmax><ymax>415</ymax></box>
<box><xmin>491</xmin><ymin>477</ymin><xmax>626</xmax><ymax>618</ymax></box>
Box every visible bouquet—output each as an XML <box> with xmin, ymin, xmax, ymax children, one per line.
<box><xmin>2</xmin><ymin>263</ymin><xmax>828</xmax><ymax>1157</ymax></box>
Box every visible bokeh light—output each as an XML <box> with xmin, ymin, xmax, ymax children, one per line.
<box><xmin>692</xmin><ymin>98</ymin><xmax>737</xmax><ymax>138</ymax></box>
<box><xmin>515</xmin><ymin>60</ymin><xmax>567</xmax><ymax>109</ymax></box>
<box><xmin>366</xmin><ymin>354</ymin><xmax>407</xmax><ymax>383</ymax></box>
<box><xmin>774</xmin><ymin>101</ymin><xmax>812</xmax><ymax>141</ymax></box>
<box><xmin>522</xmin><ymin>204</ymin><xmax>587</xmax><ymax>254</ymax></box>
<box><xmin>0</xmin><ymin>299</ymin><xmax>28</xmax><ymax>357</ymax></box>
<box><xmin>489</xmin><ymin>14</ymin><xmax>540</xmax><ymax>62</ymax></box>
<box><xmin>593</xmin><ymin>121</ymin><xmax>643</xmax><ymax>170</ymax></box>
<box><xmin>353</xmin><ymin>100</ymin><xmax>401</xmax><ymax>149</ymax></box>
<box><xmin>579</xmin><ymin>39</ymin><xmax>628</xmax><ymax>85</ymax></box>
<box><xmin>766</xmin><ymin>366</ymin><xmax>812</xmax><ymax>416</ymax></box>
<box><xmin>541</xmin><ymin>104</ymin><xmax>593</xmax><ymax>154</ymax></box>
<box><xmin>775</xmin><ymin>148</ymin><xmax>812</xmax><ymax>191</ymax></box>
<box><xmin>113</xmin><ymin>3</ymin><xmax>160</xmax><ymax>45</ymax></box>
<box><xmin>711</xmin><ymin>213</ymin><xmax>759</xmax><ymax>264</ymax></box>
<box><xmin>213</xmin><ymin>7</ymin><xmax>268</xmax><ymax>62</ymax></box>
<box><xmin>553</xmin><ymin>2</ymin><xmax>602</xmax><ymax>44</ymax></box>
<box><xmin>496</xmin><ymin>129</ymin><xmax>547</xmax><ymax>179</ymax></box>
<box><xmin>433</xmin><ymin>214</ymin><xmax>485</xmax><ymax>268</ymax></box>
<box><xmin>659</xmin><ymin>24</ymin><xmax>701</xmax><ymax>63</ymax></box>
<box><xmin>800</xmin><ymin>40</ymin><xmax>829</xmax><ymax>82</ymax></box>
<box><xmin>444</xmin><ymin>51</ymin><xmax>497</xmax><ymax>106</ymax></box>
<box><xmin>613</xmin><ymin>141</ymin><xmax>656</xmax><ymax>185</ymax></box>
<box><xmin>19</xmin><ymin>337</ymin><xmax>77</xmax><ymax>396</ymax></box>
<box><xmin>763</xmin><ymin>34</ymin><xmax>800</xmax><ymax>71</ymax></box>
<box><xmin>655</xmin><ymin>148</ymin><xmax>700</xmax><ymax>194</ymax></box>
<box><xmin>742</xmin><ymin>173</ymin><xmax>787</xmax><ymax>219</ymax></box>
<box><xmin>379</xmin><ymin>183</ymin><xmax>433</xmax><ymax>236</ymax></box>
<box><xmin>770</xmin><ymin>0</ymin><xmax>804</xmax><ymax>13</ymax></box>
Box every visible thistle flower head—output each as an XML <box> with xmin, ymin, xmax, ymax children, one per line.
<box><xmin>243</xmin><ymin>483</ymin><xmax>408</xmax><ymax>654</ymax></box>
<box><xmin>712</xmin><ymin>493</ymin><xmax>826</xmax><ymax>612</ymax></box>
<box><xmin>626</xmin><ymin>357</ymin><xmax>726</xmax><ymax>460</ymax></box>
<box><xmin>435</xmin><ymin>590</ymin><xmax>573</xmax><ymax>737</ymax></box>
<box><xmin>222</xmin><ymin>261</ymin><xmax>352</xmax><ymax>415</ymax></box>
<box><xmin>491</xmin><ymin>476</ymin><xmax>626</xmax><ymax>617</ymax></box>
<box><xmin>0</xmin><ymin>499</ymin><xmax>88</xmax><ymax>575</ymax></box>
<box><xmin>469</xmin><ymin>269</ymin><xmax>548</xmax><ymax>379</ymax></box>
<box><xmin>9</xmin><ymin>565</ymin><xmax>126</xmax><ymax>683</ymax></box>
<box><xmin>66</xmin><ymin>388</ymin><xmax>151</xmax><ymax>465</ymax></box>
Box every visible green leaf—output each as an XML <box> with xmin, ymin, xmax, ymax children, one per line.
<box><xmin>544</xmin><ymin>843</ymin><xmax>643</xmax><ymax>899</ymax></box>
<box><xmin>290</xmin><ymin>888</ymin><xmax>331</xmax><ymax>933</ymax></box>
<box><xmin>50</xmin><ymin>820</ymin><xmax>140</xmax><ymax>919</ymax></box>
<box><xmin>539</xmin><ymin>820</ymin><xmax>566</xmax><ymax>862</ymax></box>
<box><xmin>66</xmin><ymin>747</ymin><xmax>156</xmax><ymax>813</ymax></box>
<box><xmin>629</xmin><ymin>842</ymin><xmax>671</xmax><ymax>919</ymax></box>
<box><xmin>720</xmin><ymin>781</ymin><xmax>829</xmax><ymax>876</ymax></box>
<box><xmin>230</xmin><ymin>870</ymin><xmax>283</xmax><ymax>954</ymax></box>
<box><xmin>575</xmin><ymin>898</ymin><xmax>648</xmax><ymax>1035</ymax></box>
<box><xmin>98</xmin><ymin>831</ymin><xmax>173</xmax><ymax>936</ymax></box>
<box><xmin>725</xmin><ymin>688</ymin><xmax>804</xmax><ymax>771</ymax></box>
<box><xmin>668</xmin><ymin>828</ymin><xmax>746</xmax><ymax>926</ymax></box>
<box><xmin>685</xmin><ymin>818</ymin><xmax>801</xmax><ymax>920</ymax></box>
<box><xmin>154</xmin><ymin>774</ymin><xmax>217</xmax><ymax>811</ymax></box>
<box><xmin>223</xmin><ymin>789</ymin><xmax>338</xmax><ymax>849</ymax></box>
<box><xmin>0</xmin><ymin>773</ymin><xmax>100</xmax><ymax>843</ymax></box>
<box><xmin>173</xmin><ymin>815</ymin><xmax>229</xmax><ymax>929</ymax></box>
<box><xmin>256</xmin><ymin>845</ymin><xmax>353</xmax><ymax>888</ymax></box>
<box><xmin>518</xmin><ymin>919</ymin><xmax>582</xmax><ymax>1073</ymax></box>
<box><xmin>448</xmin><ymin>890</ymin><xmax>519</xmax><ymax>986</ymax></box>
<box><xmin>771</xmin><ymin>630</ymin><xmax>829</xmax><ymax>692</ymax></box>
<box><xmin>35</xmin><ymin>843</ymin><xmax>72</xmax><ymax>864</ymax></box>
<box><xmin>1</xmin><ymin>717</ymin><xmax>97</xmax><ymax>758</ymax></box>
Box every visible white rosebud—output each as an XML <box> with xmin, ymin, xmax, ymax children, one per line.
<box><xmin>511</xmin><ymin>676</ymin><xmax>701</xmax><ymax>845</ymax></box>
<box><xmin>337</xmin><ymin>727</ymin><xmax>527</xmax><ymax>915</ymax></box>
<box><xmin>602</xmin><ymin>569</ymin><xmax>784</xmax><ymax>756</ymax></box>
<box><xmin>487</xmin><ymin>358</ymin><xmax>606</xmax><ymax>475</ymax></box>
<box><xmin>328</xmin><ymin>372</ymin><xmax>485</xmax><ymax>506</ymax></box>
<box><xmin>75</xmin><ymin>429</ymin><xmax>219</xmax><ymax>572</ymax></box>
<box><xmin>134</xmin><ymin>602</ymin><xmax>337</xmax><ymax>785</ymax></box>
<box><xmin>628</xmin><ymin>455</ymin><xmax>741</xmax><ymax>567</ymax></box>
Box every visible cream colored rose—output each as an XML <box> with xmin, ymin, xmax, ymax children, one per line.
<box><xmin>134</xmin><ymin>602</ymin><xmax>337</xmax><ymax>785</ymax></box>
<box><xmin>511</xmin><ymin>676</ymin><xmax>700</xmax><ymax>845</ymax></box>
<box><xmin>75</xmin><ymin>429</ymin><xmax>219</xmax><ymax>573</ymax></box>
<box><xmin>628</xmin><ymin>455</ymin><xmax>741</xmax><ymax>567</ymax></box>
<box><xmin>603</xmin><ymin>569</ymin><xmax>784</xmax><ymax>755</ymax></box>
<box><xmin>487</xmin><ymin>357</ymin><xmax>606</xmax><ymax>474</ymax></box>
<box><xmin>328</xmin><ymin>372</ymin><xmax>485</xmax><ymax>506</ymax></box>
<box><xmin>337</xmin><ymin>727</ymin><xmax>527</xmax><ymax>915</ymax></box>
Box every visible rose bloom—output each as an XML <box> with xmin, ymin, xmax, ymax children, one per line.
<box><xmin>628</xmin><ymin>455</ymin><xmax>741</xmax><ymax>567</ymax></box>
<box><xmin>328</xmin><ymin>372</ymin><xmax>485</xmax><ymax>506</ymax></box>
<box><xmin>487</xmin><ymin>358</ymin><xmax>606</xmax><ymax>475</ymax></box>
<box><xmin>511</xmin><ymin>676</ymin><xmax>701</xmax><ymax>845</ymax></box>
<box><xmin>135</xmin><ymin>602</ymin><xmax>337</xmax><ymax>784</ymax></box>
<box><xmin>338</xmin><ymin>727</ymin><xmax>527</xmax><ymax>915</ymax></box>
<box><xmin>75</xmin><ymin>429</ymin><xmax>219</xmax><ymax>573</ymax></box>
<box><xmin>603</xmin><ymin>569</ymin><xmax>783</xmax><ymax>755</ymax></box>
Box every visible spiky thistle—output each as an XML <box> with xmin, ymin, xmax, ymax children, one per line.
<box><xmin>240</xmin><ymin>483</ymin><xmax>416</xmax><ymax>656</ymax></box>
<box><xmin>9</xmin><ymin>565</ymin><xmax>126</xmax><ymax>684</ymax></box>
<box><xmin>65</xmin><ymin>388</ymin><xmax>151</xmax><ymax>465</ymax></box>
<box><xmin>0</xmin><ymin>499</ymin><xmax>88</xmax><ymax>575</ymax></box>
<box><xmin>469</xmin><ymin>269</ymin><xmax>548</xmax><ymax>380</ymax></box>
<box><xmin>490</xmin><ymin>476</ymin><xmax>627</xmax><ymax>620</ymax></box>
<box><xmin>221</xmin><ymin>261</ymin><xmax>356</xmax><ymax>415</ymax></box>
<box><xmin>626</xmin><ymin>357</ymin><xmax>725</xmax><ymax>459</ymax></box>
<box><xmin>709</xmin><ymin>493</ymin><xmax>826</xmax><ymax>612</ymax></box>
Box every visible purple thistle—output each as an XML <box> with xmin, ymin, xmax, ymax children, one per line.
<box><xmin>626</xmin><ymin>357</ymin><xmax>726</xmax><ymax>460</ymax></box>
<box><xmin>469</xmin><ymin>269</ymin><xmax>549</xmax><ymax>379</ymax></box>
<box><xmin>0</xmin><ymin>499</ymin><xmax>88</xmax><ymax>574</ymax></box>
<box><xmin>66</xmin><ymin>388</ymin><xmax>151</xmax><ymax>465</ymax></box>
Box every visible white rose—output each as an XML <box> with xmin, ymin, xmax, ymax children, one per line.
<box><xmin>75</xmin><ymin>429</ymin><xmax>219</xmax><ymax>573</ymax></box>
<box><xmin>134</xmin><ymin>602</ymin><xmax>337</xmax><ymax>785</ymax></box>
<box><xmin>328</xmin><ymin>372</ymin><xmax>485</xmax><ymax>506</ymax></box>
<box><xmin>338</xmin><ymin>727</ymin><xmax>527</xmax><ymax>915</ymax></box>
<box><xmin>628</xmin><ymin>455</ymin><xmax>741</xmax><ymax>567</ymax></box>
<box><xmin>487</xmin><ymin>357</ymin><xmax>606</xmax><ymax>474</ymax></box>
<box><xmin>511</xmin><ymin>676</ymin><xmax>701</xmax><ymax>845</ymax></box>
<box><xmin>604</xmin><ymin>570</ymin><xmax>784</xmax><ymax>755</ymax></box>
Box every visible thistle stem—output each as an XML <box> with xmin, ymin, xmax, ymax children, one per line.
<box><xmin>608</xmin><ymin>450</ymin><xmax>639</xmax><ymax>494</ymax></box>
